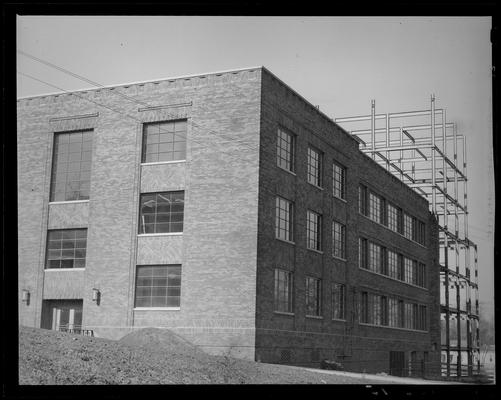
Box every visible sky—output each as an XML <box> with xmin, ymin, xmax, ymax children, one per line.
<box><xmin>16</xmin><ymin>16</ymin><xmax>494</xmax><ymax>312</ymax></box>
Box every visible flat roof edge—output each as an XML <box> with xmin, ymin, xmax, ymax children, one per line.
<box><xmin>17</xmin><ymin>66</ymin><xmax>264</xmax><ymax>100</ymax></box>
<box><xmin>260</xmin><ymin>67</ymin><xmax>360</xmax><ymax>146</ymax></box>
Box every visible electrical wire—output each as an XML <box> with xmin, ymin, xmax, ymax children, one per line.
<box><xmin>18</xmin><ymin>49</ymin><xmax>259</xmax><ymax>154</ymax></box>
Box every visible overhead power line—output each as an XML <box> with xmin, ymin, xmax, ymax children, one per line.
<box><xmin>17</xmin><ymin>70</ymin><xmax>255</xmax><ymax>166</ymax></box>
<box><xmin>17</xmin><ymin>49</ymin><xmax>259</xmax><ymax>153</ymax></box>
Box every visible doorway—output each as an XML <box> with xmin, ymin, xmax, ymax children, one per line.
<box><xmin>389</xmin><ymin>351</ymin><xmax>405</xmax><ymax>376</ymax></box>
<box><xmin>41</xmin><ymin>300</ymin><xmax>83</xmax><ymax>333</ymax></box>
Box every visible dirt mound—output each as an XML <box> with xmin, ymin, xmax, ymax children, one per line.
<box><xmin>119</xmin><ymin>327</ymin><xmax>201</xmax><ymax>357</ymax></box>
<box><xmin>18</xmin><ymin>325</ymin><xmax>387</xmax><ymax>384</ymax></box>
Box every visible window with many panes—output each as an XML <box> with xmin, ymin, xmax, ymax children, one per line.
<box><xmin>388</xmin><ymin>250</ymin><xmax>400</xmax><ymax>280</ymax></box>
<box><xmin>417</xmin><ymin>262</ymin><xmax>426</xmax><ymax>288</ymax></box>
<box><xmin>50</xmin><ymin>130</ymin><xmax>92</xmax><ymax>202</ymax></box>
<box><xmin>276</xmin><ymin>196</ymin><xmax>294</xmax><ymax>242</ymax></box>
<box><xmin>307</xmin><ymin>210</ymin><xmax>322</xmax><ymax>251</ymax></box>
<box><xmin>403</xmin><ymin>213</ymin><xmax>413</xmax><ymax>239</ymax></box>
<box><xmin>332</xmin><ymin>283</ymin><xmax>346</xmax><ymax>320</ymax></box>
<box><xmin>416</xmin><ymin>220</ymin><xmax>426</xmax><ymax>245</ymax></box>
<box><xmin>274</xmin><ymin>269</ymin><xmax>293</xmax><ymax>313</ymax></box>
<box><xmin>277</xmin><ymin>127</ymin><xmax>294</xmax><ymax>172</ymax></box>
<box><xmin>371</xmin><ymin>293</ymin><xmax>381</xmax><ymax>325</ymax></box>
<box><xmin>142</xmin><ymin>120</ymin><xmax>187</xmax><ymax>163</ymax></box>
<box><xmin>388</xmin><ymin>297</ymin><xmax>400</xmax><ymax>327</ymax></box>
<box><xmin>332</xmin><ymin>161</ymin><xmax>346</xmax><ymax>199</ymax></box>
<box><xmin>307</xmin><ymin>147</ymin><xmax>322</xmax><ymax>187</ymax></box>
<box><xmin>369</xmin><ymin>242</ymin><xmax>382</xmax><ymax>274</ymax></box>
<box><xmin>404</xmin><ymin>257</ymin><xmax>416</xmax><ymax>285</ymax></box>
<box><xmin>134</xmin><ymin>265</ymin><xmax>181</xmax><ymax>308</ymax></box>
<box><xmin>369</xmin><ymin>192</ymin><xmax>383</xmax><ymax>224</ymax></box>
<box><xmin>332</xmin><ymin>221</ymin><xmax>346</xmax><ymax>259</ymax></box>
<box><xmin>139</xmin><ymin>191</ymin><xmax>184</xmax><ymax>234</ymax></box>
<box><xmin>404</xmin><ymin>303</ymin><xmax>414</xmax><ymax>329</ymax></box>
<box><xmin>387</xmin><ymin>203</ymin><xmax>402</xmax><ymax>233</ymax></box>
<box><xmin>46</xmin><ymin>229</ymin><xmax>87</xmax><ymax>269</ymax></box>
<box><xmin>306</xmin><ymin>276</ymin><xmax>322</xmax><ymax>316</ymax></box>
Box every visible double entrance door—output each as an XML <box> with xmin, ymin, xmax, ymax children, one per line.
<box><xmin>42</xmin><ymin>300</ymin><xmax>83</xmax><ymax>333</ymax></box>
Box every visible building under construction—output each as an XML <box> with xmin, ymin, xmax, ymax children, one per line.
<box><xmin>335</xmin><ymin>96</ymin><xmax>480</xmax><ymax>377</ymax></box>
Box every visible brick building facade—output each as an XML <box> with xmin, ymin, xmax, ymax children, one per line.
<box><xmin>17</xmin><ymin>66</ymin><xmax>441</xmax><ymax>373</ymax></box>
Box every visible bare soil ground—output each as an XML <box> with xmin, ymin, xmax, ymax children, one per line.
<box><xmin>19</xmin><ymin>325</ymin><xmax>385</xmax><ymax>385</ymax></box>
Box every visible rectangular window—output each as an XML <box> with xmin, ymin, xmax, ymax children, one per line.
<box><xmin>381</xmin><ymin>296</ymin><xmax>388</xmax><ymax>326</ymax></box>
<box><xmin>388</xmin><ymin>250</ymin><xmax>399</xmax><ymax>280</ymax></box>
<box><xmin>332</xmin><ymin>161</ymin><xmax>346</xmax><ymax>199</ymax></box>
<box><xmin>359</xmin><ymin>237</ymin><xmax>368</xmax><ymax>269</ymax></box>
<box><xmin>404</xmin><ymin>257</ymin><xmax>416</xmax><ymax>285</ymax></box>
<box><xmin>417</xmin><ymin>262</ymin><xmax>426</xmax><ymax>288</ymax></box>
<box><xmin>369</xmin><ymin>192</ymin><xmax>382</xmax><ymax>224</ymax></box>
<box><xmin>411</xmin><ymin>216</ymin><xmax>418</xmax><ymax>242</ymax></box>
<box><xmin>387</xmin><ymin>203</ymin><xmax>402</xmax><ymax>233</ymax></box>
<box><xmin>418</xmin><ymin>305</ymin><xmax>427</xmax><ymax>330</ymax></box>
<box><xmin>359</xmin><ymin>184</ymin><xmax>368</xmax><ymax>215</ymax></box>
<box><xmin>46</xmin><ymin>229</ymin><xmax>87</xmax><ymax>269</ymax></box>
<box><xmin>50</xmin><ymin>130</ymin><xmax>93</xmax><ymax>202</ymax></box>
<box><xmin>142</xmin><ymin>120</ymin><xmax>187</xmax><ymax>163</ymax></box>
<box><xmin>332</xmin><ymin>283</ymin><xmax>346</xmax><ymax>320</ymax></box>
<box><xmin>277</xmin><ymin>127</ymin><xmax>294</xmax><ymax>172</ymax></box>
<box><xmin>307</xmin><ymin>210</ymin><xmax>322</xmax><ymax>251</ymax></box>
<box><xmin>398</xmin><ymin>300</ymin><xmax>405</xmax><ymax>328</ymax></box>
<box><xmin>332</xmin><ymin>221</ymin><xmax>346</xmax><ymax>259</ymax></box>
<box><xmin>307</xmin><ymin>147</ymin><xmax>322</xmax><ymax>187</ymax></box>
<box><xmin>306</xmin><ymin>277</ymin><xmax>322</xmax><ymax>317</ymax></box>
<box><xmin>134</xmin><ymin>265</ymin><xmax>181</xmax><ymax>308</ymax></box>
<box><xmin>404</xmin><ymin>303</ymin><xmax>414</xmax><ymax>329</ymax></box>
<box><xmin>417</xmin><ymin>220</ymin><xmax>426</xmax><ymax>245</ymax></box>
<box><xmin>372</xmin><ymin>293</ymin><xmax>381</xmax><ymax>325</ymax></box>
<box><xmin>389</xmin><ymin>297</ymin><xmax>399</xmax><ymax>327</ymax></box>
<box><xmin>274</xmin><ymin>269</ymin><xmax>293</xmax><ymax>313</ymax></box>
<box><xmin>369</xmin><ymin>242</ymin><xmax>382</xmax><ymax>274</ymax></box>
<box><xmin>139</xmin><ymin>191</ymin><xmax>184</xmax><ymax>234</ymax></box>
<box><xmin>276</xmin><ymin>196</ymin><xmax>294</xmax><ymax>242</ymax></box>
<box><xmin>403</xmin><ymin>213</ymin><xmax>413</xmax><ymax>239</ymax></box>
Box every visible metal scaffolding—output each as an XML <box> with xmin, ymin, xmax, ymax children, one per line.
<box><xmin>335</xmin><ymin>96</ymin><xmax>480</xmax><ymax>377</ymax></box>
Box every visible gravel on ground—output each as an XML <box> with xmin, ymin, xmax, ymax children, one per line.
<box><xmin>19</xmin><ymin>325</ymin><xmax>389</xmax><ymax>385</ymax></box>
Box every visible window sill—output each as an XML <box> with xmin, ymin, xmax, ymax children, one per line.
<box><xmin>138</xmin><ymin>232</ymin><xmax>183</xmax><ymax>237</ymax></box>
<box><xmin>307</xmin><ymin>248</ymin><xmax>324</xmax><ymax>255</ymax></box>
<box><xmin>306</xmin><ymin>315</ymin><xmax>324</xmax><ymax>320</ymax></box>
<box><xmin>358</xmin><ymin>322</ymin><xmax>428</xmax><ymax>333</ymax></box>
<box><xmin>133</xmin><ymin>307</ymin><xmax>180</xmax><ymax>311</ymax></box>
<box><xmin>141</xmin><ymin>160</ymin><xmax>186</xmax><ymax>166</ymax></box>
<box><xmin>274</xmin><ymin>311</ymin><xmax>295</xmax><ymax>316</ymax></box>
<box><xmin>333</xmin><ymin>195</ymin><xmax>347</xmax><ymax>203</ymax></box>
<box><xmin>359</xmin><ymin>213</ymin><xmax>427</xmax><ymax>249</ymax></box>
<box><xmin>332</xmin><ymin>255</ymin><xmax>347</xmax><ymax>262</ymax></box>
<box><xmin>277</xmin><ymin>165</ymin><xmax>296</xmax><ymax>176</ymax></box>
<box><xmin>307</xmin><ymin>182</ymin><xmax>324</xmax><ymax>191</ymax></box>
<box><xmin>44</xmin><ymin>268</ymin><xmax>85</xmax><ymax>272</ymax></box>
<box><xmin>48</xmin><ymin>200</ymin><xmax>89</xmax><ymax>205</ymax></box>
<box><xmin>275</xmin><ymin>237</ymin><xmax>295</xmax><ymax>245</ymax></box>
<box><xmin>358</xmin><ymin>267</ymin><xmax>428</xmax><ymax>291</ymax></box>
<box><xmin>332</xmin><ymin>318</ymin><xmax>347</xmax><ymax>322</ymax></box>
